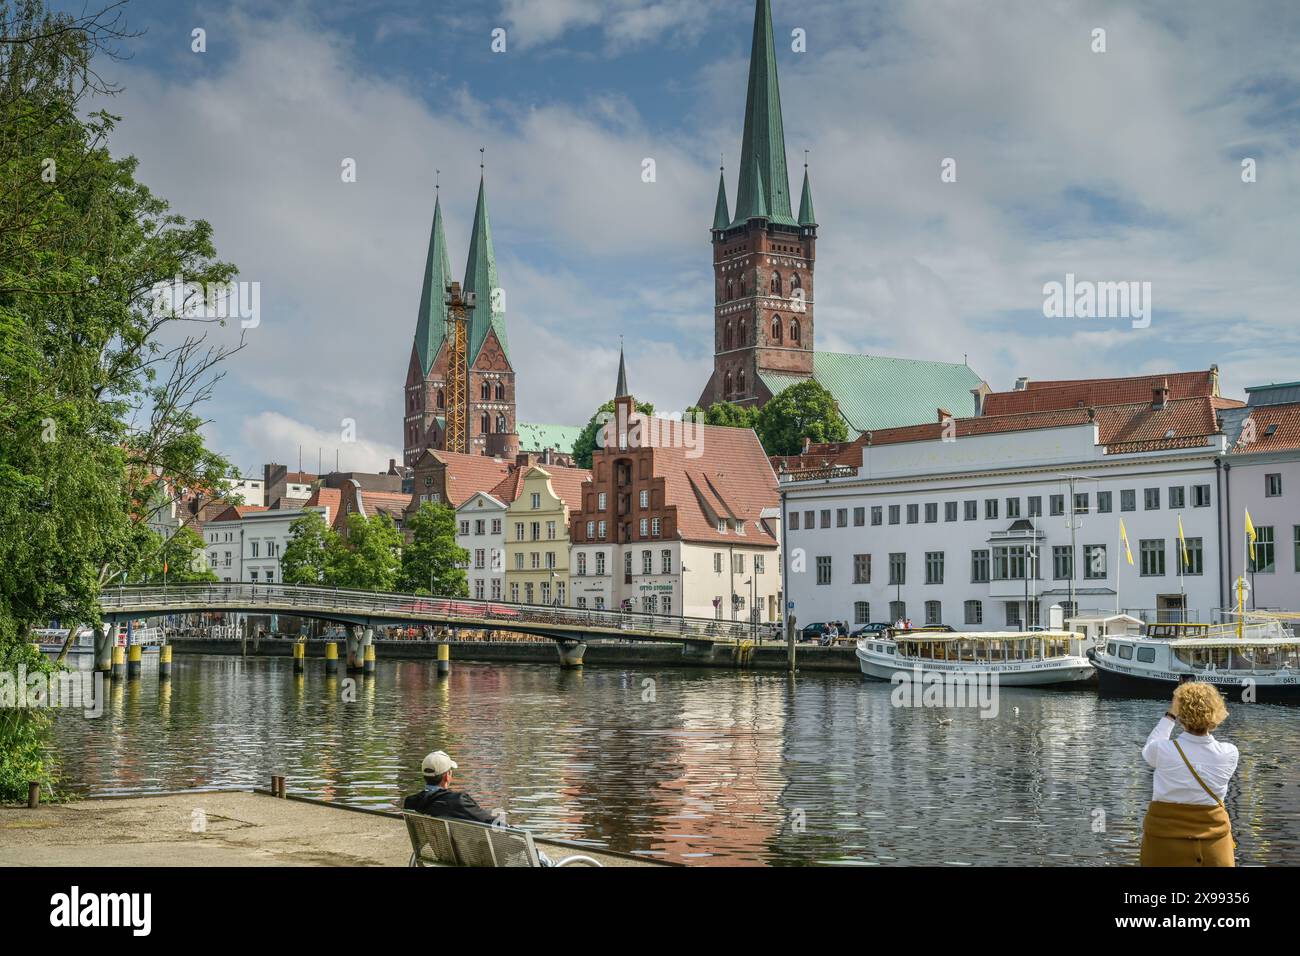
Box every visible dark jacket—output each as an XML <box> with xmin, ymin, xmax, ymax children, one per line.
<box><xmin>403</xmin><ymin>785</ymin><xmax>495</xmax><ymax>824</ymax></box>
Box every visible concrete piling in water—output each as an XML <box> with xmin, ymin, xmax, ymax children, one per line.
<box><xmin>158</xmin><ymin>645</ymin><xmax>172</xmax><ymax>680</ymax></box>
<box><xmin>324</xmin><ymin>642</ymin><xmax>338</xmax><ymax>675</ymax></box>
<box><xmin>271</xmin><ymin>774</ymin><xmax>286</xmax><ymax>798</ymax></box>
<box><xmin>436</xmin><ymin>642</ymin><xmax>450</xmax><ymax>677</ymax></box>
<box><xmin>363</xmin><ymin>643</ymin><xmax>375</xmax><ymax>676</ymax></box>
<box><xmin>94</xmin><ymin>625</ymin><xmax>113</xmax><ymax>676</ymax></box>
<box><xmin>293</xmin><ymin>641</ymin><xmax>305</xmax><ymax>673</ymax></box>
<box><xmin>127</xmin><ymin>643</ymin><xmax>142</xmax><ymax>679</ymax></box>
<box><xmin>111</xmin><ymin>645</ymin><xmax>125</xmax><ymax>681</ymax></box>
<box><xmin>556</xmin><ymin>640</ymin><xmax>586</xmax><ymax>669</ymax></box>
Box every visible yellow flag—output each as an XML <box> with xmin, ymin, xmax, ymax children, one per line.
<box><xmin>1177</xmin><ymin>515</ymin><xmax>1189</xmax><ymax>567</ymax></box>
<box><xmin>1244</xmin><ymin>508</ymin><xmax>1257</xmax><ymax>562</ymax></box>
<box><xmin>1119</xmin><ymin>518</ymin><xmax>1134</xmax><ymax>566</ymax></box>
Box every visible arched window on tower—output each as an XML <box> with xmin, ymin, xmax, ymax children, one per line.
<box><xmin>495</xmin><ymin>381</ymin><xmax>504</xmax><ymax>401</ymax></box>
<box><xmin>771</xmin><ymin>271</ymin><xmax>781</xmax><ymax>295</ymax></box>
<box><xmin>481</xmin><ymin>412</ymin><xmax>491</xmax><ymax>434</ymax></box>
<box><xmin>790</xmin><ymin>317</ymin><xmax>801</xmax><ymax>345</ymax></box>
<box><xmin>737</xmin><ymin>368</ymin><xmax>746</xmax><ymax>395</ymax></box>
<box><xmin>725</xmin><ymin>279</ymin><xmax>733</xmax><ymax>302</ymax></box>
<box><xmin>436</xmin><ymin>389</ymin><xmax>445</xmax><ymax>410</ymax></box>
<box><xmin>724</xmin><ymin>371</ymin><xmax>733</xmax><ymax>398</ymax></box>
<box><xmin>737</xmin><ymin>320</ymin><xmax>747</xmax><ymax>347</ymax></box>
<box><xmin>771</xmin><ymin>315</ymin><xmax>783</xmax><ymax>343</ymax></box>
<box><xmin>791</xmin><ymin>272</ymin><xmax>801</xmax><ymax>291</ymax></box>
<box><xmin>739</xmin><ymin>274</ymin><xmax>746</xmax><ymax>297</ymax></box>
<box><xmin>724</xmin><ymin>321</ymin><xmax>733</xmax><ymax>350</ymax></box>
<box><xmin>496</xmin><ymin>414</ymin><xmax>507</xmax><ymax>433</ymax></box>
<box><xmin>480</xmin><ymin>381</ymin><xmax>490</xmax><ymax>401</ymax></box>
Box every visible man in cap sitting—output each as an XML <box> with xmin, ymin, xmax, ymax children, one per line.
<box><xmin>403</xmin><ymin>750</ymin><xmax>496</xmax><ymax>824</ymax></box>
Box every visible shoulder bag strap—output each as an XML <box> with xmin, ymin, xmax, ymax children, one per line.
<box><xmin>1173</xmin><ymin>738</ymin><xmax>1235</xmax><ymax>848</ymax></box>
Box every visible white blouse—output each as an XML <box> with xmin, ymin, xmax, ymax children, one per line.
<box><xmin>1142</xmin><ymin>715</ymin><xmax>1239</xmax><ymax>806</ymax></box>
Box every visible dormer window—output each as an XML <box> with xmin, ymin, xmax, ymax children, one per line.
<box><xmin>717</xmin><ymin>519</ymin><xmax>727</xmax><ymax>533</ymax></box>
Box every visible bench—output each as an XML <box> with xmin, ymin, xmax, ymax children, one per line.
<box><xmin>403</xmin><ymin>812</ymin><xmax>602</xmax><ymax>867</ymax></box>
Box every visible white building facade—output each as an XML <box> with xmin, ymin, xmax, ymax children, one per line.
<box><xmin>782</xmin><ymin>422</ymin><xmax>1229</xmax><ymax>631</ymax></box>
<box><xmin>205</xmin><ymin>506</ymin><xmax>330</xmax><ymax>584</ymax></box>
<box><xmin>456</xmin><ymin>492</ymin><xmax>507</xmax><ymax>601</ymax></box>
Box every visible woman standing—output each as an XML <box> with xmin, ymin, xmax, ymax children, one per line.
<box><xmin>1139</xmin><ymin>681</ymin><xmax>1239</xmax><ymax>867</ymax></box>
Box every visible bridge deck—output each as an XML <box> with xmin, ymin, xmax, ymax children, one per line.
<box><xmin>99</xmin><ymin>584</ymin><xmax>775</xmax><ymax>646</ymax></box>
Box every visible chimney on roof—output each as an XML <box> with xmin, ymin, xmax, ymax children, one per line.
<box><xmin>387</xmin><ymin>458</ymin><xmax>397</xmax><ymax>475</ymax></box>
<box><xmin>541</xmin><ymin>447</ymin><xmax>552</xmax><ymax>465</ymax></box>
<box><xmin>516</xmin><ymin>452</ymin><xmax>538</xmax><ymax>468</ymax></box>
<box><xmin>971</xmin><ymin>388</ymin><xmax>983</xmax><ymax>416</ymax></box>
<box><xmin>1209</xmin><ymin>364</ymin><xmax>1220</xmax><ymax>397</ymax></box>
<box><xmin>1152</xmin><ymin>379</ymin><xmax>1170</xmax><ymax>410</ymax></box>
<box><xmin>1087</xmin><ymin>406</ymin><xmax>1096</xmax><ymax>423</ymax></box>
<box><xmin>1014</xmin><ymin>377</ymin><xmax>1030</xmax><ymax>391</ymax></box>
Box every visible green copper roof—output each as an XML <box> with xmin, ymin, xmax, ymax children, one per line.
<box><xmin>414</xmin><ymin>195</ymin><xmax>452</xmax><ymax>375</ymax></box>
<box><xmin>712</xmin><ymin>168</ymin><xmax>730</xmax><ymax>231</ymax></box>
<box><xmin>518</xmin><ymin>421</ymin><xmax>583</xmax><ymax>455</ymax></box>
<box><xmin>463</xmin><ymin>175</ymin><xmax>510</xmax><ymax>364</ymax></box>
<box><xmin>731</xmin><ymin>0</ymin><xmax>795</xmax><ymax>227</ymax></box>
<box><xmin>758</xmin><ymin>352</ymin><xmax>985</xmax><ymax>434</ymax></box>
<box><xmin>798</xmin><ymin>166</ymin><xmax>816</xmax><ymax>226</ymax></box>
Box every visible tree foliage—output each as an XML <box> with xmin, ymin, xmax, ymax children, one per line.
<box><xmin>280</xmin><ymin>510</ymin><xmax>338</xmax><ymax>586</ymax></box>
<box><xmin>399</xmin><ymin>502</ymin><xmax>468</xmax><ymax>596</ymax></box>
<box><xmin>0</xmin><ymin>1</ymin><xmax>240</xmax><ymax>799</ymax></box>
<box><xmin>754</xmin><ymin>380</ymin><xmax>848</xmax><ymax>456</ymax></box>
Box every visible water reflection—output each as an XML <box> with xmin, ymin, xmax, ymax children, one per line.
<box><xmin>49</xmin><ymin>657</ymin><xmax>1300</xmax><ymax>866</ymax></box>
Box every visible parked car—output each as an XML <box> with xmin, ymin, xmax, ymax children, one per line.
<box><xmin>799</xmin><ymin>622</ymin><xmax>831</xmax><ymax>643</ymax></box>
<box><xmin>850</xmin><ymin>622</ymin><xmax>892</xmax><ymax>638</ymax></box>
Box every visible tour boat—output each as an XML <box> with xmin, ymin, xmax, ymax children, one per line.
<box><xmin>32</xmin><ymin>624</ymin><xmax>163</xmax><ymax>669</ymax></box>
<box><xmin>856</xmin><ymin>627</ymin><xmax>1096</xmax><ymax>686</ymax></box>
<box><xmin>1092</xmin><ymin>618</ymin><xmax>1300</xmax><ymax>704</ymax></box>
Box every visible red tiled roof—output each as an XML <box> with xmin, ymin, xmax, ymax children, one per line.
<box><xmin>592</xmin><ymin>416</ymin><xmax>779</xmax><ymax>545</ymax></box>
<box><xmin>284</xmin><ymin>471</ymin><xmax>318</xmax><ymax>484</ymax></box>
<box><xmin>532</xmin><ymin>464</ymin><xmax>592</xmax><ymax>511</ymax></box>
<box><xmin>208</xmin><ymin>504</ymin><xmax>268</xmax><ymax>523</ymax></box>
<box><xmin>1229</xmin><ymin>402</ymin><xmax>1300</xmax><ymax>454</ymax></box>
<box><xmin>981</xmin><ymin>370</ymin><xmax>1218</xmax><ymax>416</ymax></box>
<box><xmin>358</xmin><ymin>490</ymin><xmax>414</xmax><ymax>518</ymax></box>
<box><xmin>826</xmin><ymin>397</ymin><xmax>1224</xmax><ymax>466</ymax></box>
<box><xmin>303</xmin><ymin>487</ymin><xmax>342</xmax><ymax>520</ymax></box>
<box><xmin>434</xmin><ymin>450</ymin><xmax>514</xmax><ymax>508</ymax></box>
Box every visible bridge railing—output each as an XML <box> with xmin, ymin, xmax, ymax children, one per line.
<box><xmin>99</xmin><ymin>583</ymin><xmax>778</xmax><ymax>643</ymax></box>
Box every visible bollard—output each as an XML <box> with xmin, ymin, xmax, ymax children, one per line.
<box><xmin>158</xmin><ymin>644</ymin><xmax>172</xmax><ymax>680</ymax></box>
<box><xmin>324</xmin><ymin>642</ymin><xmax>338</xmax><ymax>675</ymax></box>
<box><xmin>436</xmin><ymin>642</ymin><xmax>450</xmax><ymax>677</ymax></box>
<box><xmin>127</xmin><ymin>643</ymin><xmax>142</xmax><ymax>679</ymax></box>
<box><xmin>271</xmin><ymin>774</ymin><xmax>286</xmax><ymax>798</ymax></box>
<box><xmin>111</xmin><ymin>645</ymin><xmax>126</xmax><ymax>681</ymax></box>
<box><xmin>293</xmin><ymin>641</ymin><xmax>305</xmax><ymax>674</ymax></box>
<box><xmin>28</xmin><ymin>782</ymin><xmax>40</xmax><ymax>808</ymax></box>
<box><xmin>363</xmin><ymin>643</ymin><xmax>375</xmax><ymax>676</ymax></box>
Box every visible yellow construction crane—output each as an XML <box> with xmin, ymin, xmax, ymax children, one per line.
<box><xmin>443</xmin><ymin>281</ymin><xmax>472</xmax><ymax>455</ymax></box>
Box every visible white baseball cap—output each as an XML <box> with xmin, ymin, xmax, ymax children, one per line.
<box><xmin>421</xmin><ymin>751</ymin><xmax>458</xmax><ymax>777</ymax></box>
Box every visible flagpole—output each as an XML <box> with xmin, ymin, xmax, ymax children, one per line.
<box><xmin>1178</xmin><ymin>513</ymin><xmax>1185</xmax><ymax>622</ymax></box>
<box><xmin>1238</xmin><ymin>509</ymin><xmax>1247</xmax><ymax>640</ymax></box>
<box><xmin>1115</xmin><ymin>520</ymin><xmax>1121</xmax><ymax>615</ymax></box>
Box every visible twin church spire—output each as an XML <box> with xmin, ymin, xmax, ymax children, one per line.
<box><xmin>413</xmin><ymin>171</ymin><xmax>510</xmax><ymax>377</ymax></box>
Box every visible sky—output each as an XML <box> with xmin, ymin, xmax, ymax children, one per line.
<box><xmin>65</xmin><ymin>0</ymin><xmax>1300</xmax><ymax>475</ymax></box>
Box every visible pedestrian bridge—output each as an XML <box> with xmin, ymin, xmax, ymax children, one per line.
<box><xmin>98</xmin><ymin>583</ymin><xmax>772</xmax><ymax>649</ymax></box>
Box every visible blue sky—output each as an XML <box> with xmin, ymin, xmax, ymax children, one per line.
<box><xmin>65</xmin><ymin>0</ymin><xmax>1300</xmax><ymax>473</ymax></box>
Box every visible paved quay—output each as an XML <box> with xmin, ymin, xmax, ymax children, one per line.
<box><xmin>0</xmin><ymin>791</ymin><xmax>660</xmax><ymax>867</ymax></box>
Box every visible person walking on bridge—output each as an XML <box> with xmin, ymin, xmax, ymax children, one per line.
<box><xmin>403</xmin><ymin>751</ymin><xmax>495</xmax><ymax>825</ymax></box>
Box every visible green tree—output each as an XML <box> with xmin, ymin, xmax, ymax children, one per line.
<box><xmin>755</xmin><ymin>380</ymin><xmax>848</xmax><ymax>456</ymax></box>
<box><xmin>137</xmin><ymin>525</ymin><xmax>218</xmax><ymax>584</ymax></box>
<box><xmin>280</xmin><ymin>510</ymin><xmax>339</xmax><ymax>585</ymax></box>
<box><xmin>330</xmin><ymin>514</ymin><xmax>403</xmax><ymax>591</ymax></box>
<box><xmin>0</xmin><ymin>1</ymin><xmax>241</xmax><ymax>799</ymax></box>
<box><xmin>687</xmin><ymin>401</ymin><xmax>758</xmax><ymax>430</ymax></box>
<box><xmin>399</xmin><ymin>502</ymin><xmax>469</xmax><ymax>596</ymax></box>
<box><xmin>573</xmin><ymin>398</ymin><xmax>655</xmax><ymax>469</ymax></box>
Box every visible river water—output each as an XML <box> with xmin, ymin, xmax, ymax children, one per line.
<box><xmin>47</xmin><ymin>656</ymin><xmax>1300</xmax><ymax>866</ymax></box>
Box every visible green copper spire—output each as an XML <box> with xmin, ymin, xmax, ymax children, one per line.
<box><xmin>798</xmin><ymin>163</ymin><xmax>816</xmax><ymax>226</ymax></box>
<box><xmin>751</xmin><ymin>160</ymin><xmax>769</xmax><ymax>220</ymax></box>
<box><xmin>463</xmin><ymin>172</ymin><xmax>510</xmax><ymax>363</ymax></box>
<box><xmin>414</xmin><ymin>192</ymin><xmax>452</xmax><ymax>375</ymax></box>
<box><xmin>712</xmin><ymin>163</ymin><xmax>731</xmax><ymax>231</ymax></box>
<box><xmin>732</xmin><ymin>0</ymin><xmax>794</xmax><ymax>226</ymax></box>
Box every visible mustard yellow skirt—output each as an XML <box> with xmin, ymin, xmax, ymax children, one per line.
<box><xmin>1140</xmin><ymin>800</ymin><xmax>1234</xmax><ymax>867</ymax></box>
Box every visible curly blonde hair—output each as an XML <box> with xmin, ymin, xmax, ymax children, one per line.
<box><xmin>1173</xmin><ymin>682</ymin><xmax>1229</xmax><ymax>733</ymax></box>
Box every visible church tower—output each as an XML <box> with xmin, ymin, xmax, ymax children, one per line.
<box><xmin>698</xmin><ymin>0</ymin><xmax>818</xmax><ymax>409</ymax></box>
<box><xmin>402</xmin><ymin>171</ymin><xmax>519</xmax><ymax>464</ymax></box>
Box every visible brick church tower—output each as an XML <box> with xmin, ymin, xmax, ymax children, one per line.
<box><xmin>403</xmin><ymin>174</ymin><xmax>519</xmax><ymax>465</ymax></box>
<box><xmin>698</xmin><ymin>0</ymin><xmax>818</xmax><ymax>410</ymax></box>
